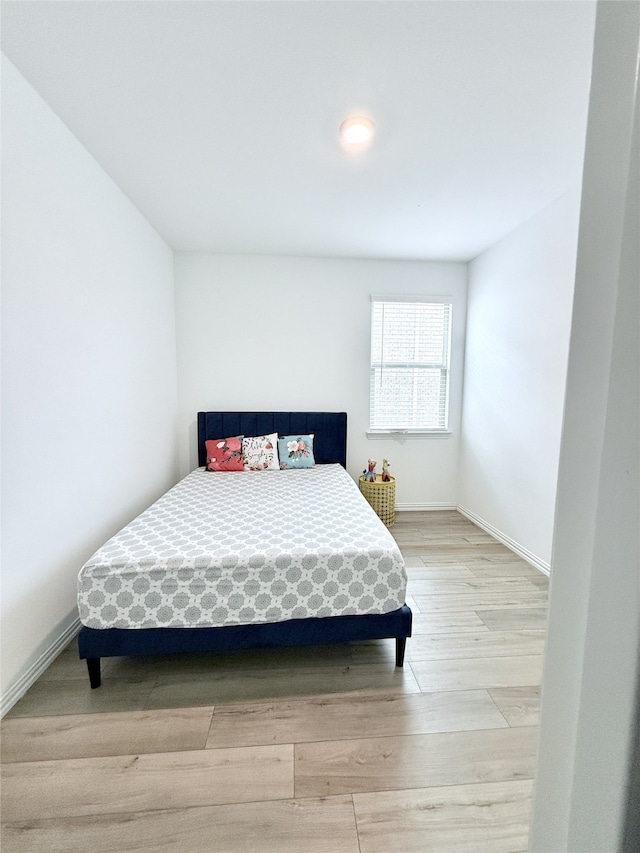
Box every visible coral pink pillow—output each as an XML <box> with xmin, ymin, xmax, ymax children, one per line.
<box><xmin>205</xmin><ymin>436</ymin><xmax>244</xmax><ymax>472</ymax></box>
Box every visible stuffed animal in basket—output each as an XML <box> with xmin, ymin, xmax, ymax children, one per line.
<box><xmin>363</xmin><ymin>459</ymin><xmax>377</xmax><ymax>482</ymax></box>
<box><xmin>381</xmin><ymin>459</ymin><xmax>391</xmax><ymax>482</ymax></box>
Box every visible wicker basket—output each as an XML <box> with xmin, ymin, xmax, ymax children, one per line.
<box><xmin>358</xmin><ymin>475</ymin><xmax>396</xmax><ymax>527</ymax></box>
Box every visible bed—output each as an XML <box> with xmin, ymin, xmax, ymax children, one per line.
<box><xmin>78</xmin><ymin>411</ymin><xmax>412</xmax><ymax>687</ymax></box>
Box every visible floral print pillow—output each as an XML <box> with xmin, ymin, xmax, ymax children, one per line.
<box><xmin>205</xmin><ymin>436</ymin><xmax>245</xmax><ymax>472</ymax></box>
<box><xmin>278</xmin><ymin>434</ymin><xmax>315</xmax><ymax>469</ymax></box>
<box><xmin>242</xmin><ymin>433</ymin><xmax>280</xmax><ymax>471</ymax></box>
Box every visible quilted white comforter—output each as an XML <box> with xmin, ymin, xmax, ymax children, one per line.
<box><xmin>78</xmin><ymin>464</ymin><xmax>407</xmax><ymax>630</ymax></box>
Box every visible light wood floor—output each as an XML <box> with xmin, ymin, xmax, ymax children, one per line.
<box><xmin>1</xmin><ymin>511</ymin><xmax>548</xmax><ymax>852</ymax></box>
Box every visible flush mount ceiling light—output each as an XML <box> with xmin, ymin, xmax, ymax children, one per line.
<box><xmin>340</xmin><ymin>116</ymin><xmax>375</xmax><ymax>145</ymax></box>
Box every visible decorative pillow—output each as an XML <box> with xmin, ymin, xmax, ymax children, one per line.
<box><xmin>205</xmin><ymin>436</ymin><xmax>244</xmax><ymax>472</ymax></box>
<box><xmin>278</xmin><ymin>434</ymin><xmax>315</xmax><ymax>469</ymax></box>
<box><xmin>242</xmin><ymin>433</ymin><xmax>280</xmax><ymax>471</ymax></box>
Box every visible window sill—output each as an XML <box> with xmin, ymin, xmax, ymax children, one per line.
<box><xmin>366</xmin><ymin>430</ymin><xmax>453</xmax><ymax>440</ymax></box>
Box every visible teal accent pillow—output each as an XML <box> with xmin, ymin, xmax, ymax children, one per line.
<box><xmin>278</xmin><ymin>434</ymin><xmax>315</xmax><ymax>468</ymax></box>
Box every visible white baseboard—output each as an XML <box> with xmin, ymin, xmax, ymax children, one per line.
<box><xmin>457</xmin><ymin>504</ymin><xmax>551</xmax><ymax>576</ymax></box>
<box><xmin>396</xmin><ymin>502</ymin><xmax>458</xmax><ymax>511</ymax></box>
<box><xmin>1</xmin><ymin>616</ymin><xmax>81</xmax><ymax>718</ymax></box>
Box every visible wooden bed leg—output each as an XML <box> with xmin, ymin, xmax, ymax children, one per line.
<box><xmin>395</xmin><ymin>637</ymin><xmax>407</xmax><ymax>667</ymax></box>
<box><xmin>86</xmin><ymin>658</ymin><xmax>102</xmax><ymax>689</ymax></box>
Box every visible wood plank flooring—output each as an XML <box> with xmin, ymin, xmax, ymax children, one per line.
<box><xmin>1</xmin><ymin>510</ymin><xmax>548</xmax><ymax>852</ymax></box>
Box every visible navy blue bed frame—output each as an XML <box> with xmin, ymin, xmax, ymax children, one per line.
<box><xmin>196</xmin><ymin>411</ymin><xmax>348</xmax><ymax>468</ymax></box>
<box><xmin>78</xmin><ymin>411</ymin><xmax>412</xmax><ymax>688</ymax></box>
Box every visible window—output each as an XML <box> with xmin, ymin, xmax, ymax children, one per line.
<box><xmin>369</xmin><ymin>297</ymin><xmax>452</xmax><ymax>432</ymax></box>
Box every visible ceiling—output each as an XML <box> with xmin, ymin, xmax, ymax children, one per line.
<box><xmin>1</xmin><ymin>1</ymin><xmax>596</xmax><ymax>262</ymax></box>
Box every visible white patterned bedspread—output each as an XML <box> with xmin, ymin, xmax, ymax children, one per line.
<box><xmin>78</xmin><ymin>464</ymin><xmax>407</xmax><ymax>630</ymax></box>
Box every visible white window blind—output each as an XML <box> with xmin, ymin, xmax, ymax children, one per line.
<box><xmin>369</xmin><ymin>298</ymin><xmax>452</xmax><ymax>431</ymax></box>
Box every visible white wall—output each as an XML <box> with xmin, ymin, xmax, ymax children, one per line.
<box><xmin>174</xmin><ymin>253</ymin><xmax>467</xmax><ymax>506</ymax></box>
<box><xmin>531</xmin><ymin>2</ymin><xmax>639</xmax><ymax>849</ymax></box>
<box><xmin>457</xmin><ymin>190</ymin><xmax>582</xmax><ymax>570</ymax></box>
<box><xmin>1</xmin><ymin>57</ymin><xmax>179</xmax><ymax>708</ymax></box>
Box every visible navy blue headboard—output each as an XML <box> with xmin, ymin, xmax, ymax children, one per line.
<box><xmin>197</xmin><ymin>412</ymin><xmax>347</xmax><ymax>468</ymax></box>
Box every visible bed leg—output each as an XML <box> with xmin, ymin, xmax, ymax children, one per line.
<box><xmin>86</xmin><ymin>658</ymin><xmax>102</xmax><ymax>689</ymax></box>
<box><xmin>395</xmin><ymin>637</ymin><xmax>407</xmax><ymax>667</ymax></box>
